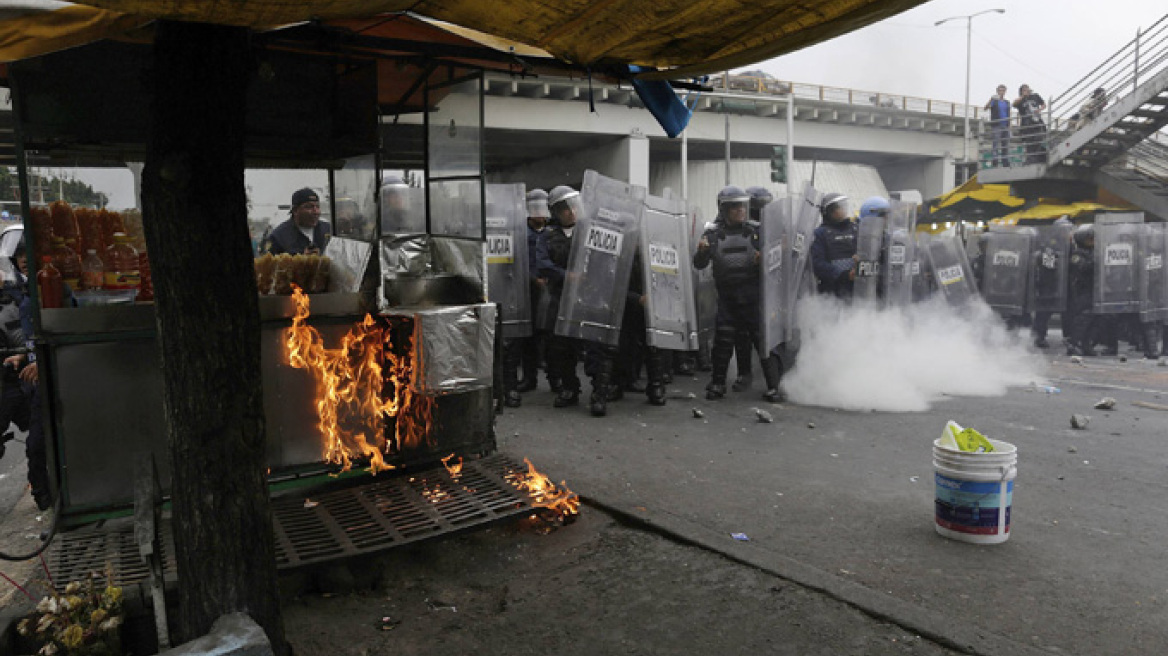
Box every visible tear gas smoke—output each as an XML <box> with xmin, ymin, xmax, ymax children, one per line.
<box><xmin>782</xmin><ymin>296</ymin><xmax>1045</xmax><ymax>412</ymax></box>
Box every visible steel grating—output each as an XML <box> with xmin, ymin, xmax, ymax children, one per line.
<box><xmin>47</xmin><ymin>453</ymin><xmax>542</xmax><ymax>586</ymax></box>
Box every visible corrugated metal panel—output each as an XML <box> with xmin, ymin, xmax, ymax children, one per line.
<box><xmin>650</xmin><ymin>159</ymin><xmax>889</xmax><ymax>222</ymax></box>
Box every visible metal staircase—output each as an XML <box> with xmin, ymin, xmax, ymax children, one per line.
<box><xmin>976</xmin><ymin>12</ymin><xmax>1168</xmax><ymax>218</ymax></box>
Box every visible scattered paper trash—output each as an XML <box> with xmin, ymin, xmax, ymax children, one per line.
<box><xmin>731</xmin><ymin>532</ymin><xmax>750</xmax><ymax>541</ymax></box>
<box><xmin>1070</xmin><ymin>414</ymin><xmax>1090</xmax><ymax>430</ymax></box>
<box><xmin>807</xmin><ymin>422</ymin><xmax>815</xmax><ymax>429</ymax></box>
<box><xmin>1094</xmin><ymin>397</ymin><xmax>1116</xmax><ymax>410</ymax></box>
<box><xmin>753</xmin><ymin>408</ymin><xmax>774</xmax><ymax>423</ymax></box>
<box><xmin>692</xmin><ymin>408</ymin><xmax>704</xmax><ymax>419</ymax></box>
<box><xmin>1070</xmin><ymin>355</ymin><xmax>1084</xmax><ymax>364</ymax></box>
<box><xmin>909</xmin><ymin>476</ymin><xmax>919</xmax><ymax>483</ymax></box>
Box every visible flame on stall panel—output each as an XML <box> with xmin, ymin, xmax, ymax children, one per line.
<box><xmin>285</xmin><ymin>286</ymin><xmax>433</xmax><ymax>473</ymax></box>
<box><xmin>511</xmin><ymin>458</ymin><xmax>580</xmax><ymax>519</ymax></box>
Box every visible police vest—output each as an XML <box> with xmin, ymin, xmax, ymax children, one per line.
<box><xmin>710</xmin><ymin>226</ymin><xmax>759</xmax><ymax>292</ymax></box>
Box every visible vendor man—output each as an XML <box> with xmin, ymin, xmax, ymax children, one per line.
<box><xmin>264</xmin><ymin>187</ymin><xmax>331</xmax><ymax>255</ymax></box>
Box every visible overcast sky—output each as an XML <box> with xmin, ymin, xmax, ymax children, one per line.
<box><xmin>751</xmin><ymin>0</ymin><xmax>1164</xmax><ymax>110</ymax></box>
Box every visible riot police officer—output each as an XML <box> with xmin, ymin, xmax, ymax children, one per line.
<box><xmin>728</xmin><ymin>185</ymin><xmax>775</xmax><ymax>390</ymax></box>
<box><xmin>694</xmin><ymin>186</ymin><xmax>781</xmax><ymax>401</ymax></box>
<box><xmin>809</xmin><ymin>193</ymin><xmax>857</xmax><ymax>298</ymax></box>
<box><xmin>519</xmin><ymin>188</ymin><xmax>551</xmax><ymax>393</ymax></box>
<box><xmin>1067</xmin><ymin>225</ymin><xmax>1096</xmax><ymax>356</ymax></box>
<box><xmin>538</xmin><ymin>186</ymin><xmax>582</xmax><ymax>407</ymax></box>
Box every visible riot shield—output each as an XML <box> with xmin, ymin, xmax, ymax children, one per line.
<box><xmin>982</xmin><ymin>229</ymin><xmax>1033</xmax><ymax>316</ymax></box>
<box><xmin>554</xmin><ymin>170</ymin><xmax>645</xmax><ymax>346</ymax></box>
<box><xmin>1094</xmin><ymin>213</ymin><xmax>1143</xmax><ymax>315</ymax></box>
<box><xmin>759</xmin><ymin>198</ymin><xmax>791</xmax><ymax>353</ymax></box>
<box><xmin>691</xmin><ymin>206</ymin><xmax>718</xmax><ymax>345</ymax></box>
<box><xmin>484</xmin><ymin>183</ymin><xmax>531</xmax><ymax>340</ymax></box>
<box><xmin>1028</xmin><ymin>222</ymin><xmax>1072</xmax><ymax>313</ymax></box>
<box><xmin>785</xmin><ymin>186</ymin><xmax>822</xmax><ymax>336</ymax></box>
<box><xmin>922</xmin><ymin>233</ymin><xmax>978</xmax><ymax>306</ymax></box>
<box><xmin>641</xmin><ymin>194</ymin><xmax>698</xmax><ymax>350</ymax></box>
<box><xmin>882</xmin><ymin>201</ymin><xmax>918</xmax><ymax>307</ymax></box>
<box><xmin>852</xmin><ymin>215</ymin><xmax>886</xmax><ymax>303</ymax></box>
<box><xmin>1139</xmin><ymin>222</ymin><xmax>1168</xmax><ymax>322</ymax></box>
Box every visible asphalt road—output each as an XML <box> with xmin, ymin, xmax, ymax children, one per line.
<box><xmin>496</xmin><ymin>340</ymin><xmax>1168</xmax><ymax>656</ymax></box>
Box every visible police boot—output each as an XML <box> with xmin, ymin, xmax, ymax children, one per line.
<box><xmin>553</xmin><ymin>388</ymin><xmax>579</xmax><ymax>408</ymax></box>
<box><xmin>731</xmin><ymin>373</ymin><xmax>753</xmax><ymax>392</ymax></box>
<box><xmin>590</xmin><ymin>388</ymin><xmax>608</xmax><ymax>417</ymax></box>
<box><xmin>591</xmin><ymin>355</ymin><xmax>614</xmax><ymax>416</ymax></box>
<box><xmin>645</xmin><ymin>347</ymin><xmax>668</xmax><ymax>406</ymax></box>
<box><xmin>705</xmin><ymin>379</ymin><xmax>727</xmax><ymax>400</ymax></box>
<box><xmin>760</xmin><ymin>354</ymin><xmax>785</xmax><ymax>403</ymax></box>
<box><xmin>504</xmin><ymin>390</ymin><xmax>522</xmax><ymax>408</ymax></box>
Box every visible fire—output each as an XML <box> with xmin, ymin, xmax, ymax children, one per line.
<box><xmin>441</xmin><ymin>453</ymin><xmax>463</xmax><ymax>479</ymax></box>
<box><xmin>285</xmin><ymin>286</ymin><xmax>434</xmax><ymax>474</ymax></box>
<box><xmin>510</xmin><ymin>458</ymin><xmax>580</xmax><ymax>519</ymax></box>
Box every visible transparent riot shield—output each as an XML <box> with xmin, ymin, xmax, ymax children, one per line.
<box><xmin>1028</xmin><ymin>222</ymin><xmax>1072</xmax><ymax>313</ymax></box>
<box><xmin>853</xmin><ymin>215</ymin><xmax>886</xmax><ymax>303</ymax></box>
<box><xmin>1139</xmin><ymin>222</ymin><xmax>1168</xmax><ymax>322</ymax></box>
<box><xmin>554</xmin><ymin>170</ymin><xmax>645</xmax><ymax>346</ymax></box>
<box><xmin>1094</xmin><ymin>213</ymin><xmax>1143</xmax><ymax>315</ymax></box>
<box><xmin>785</xmin><ymin>187</ymin><xmax>822</xmax><ymax>336</ymax></box>
<box><xmin>922</xmin><ymin>233</ymin><xmax>978</xmax><ymax>306</ymax></box>
<box><xmin>910</xmin><ymin>246</ymin><xmax>932</xmax><ymax>303</ymax></box>
<box><xmin>641</xmin><ymin>194</ymin><xmax>698</xmax><ymax>350</ymax></box>
<box><xmin>485</xmin><ymin>183</ymin><xmax>531</xmax><ymax>340</ymax></box>
<box><xmin>759</xmin><ymin>198</ymin><xmax>790</xmax><ymax>353</ymax></box>
<box><xmin>982</xmin><ymin>229</ymin><xmax>1033</xmax><ymax>316</ymax></box>
<box><xmin>691</xmin><ymin>206</ymin><xmax>718</xmax><ymax>346</ymax></box>
<box><xmin>882</xmin><ymin>202</ymin><xmax>918</xmax><ymax>307</ymax></box>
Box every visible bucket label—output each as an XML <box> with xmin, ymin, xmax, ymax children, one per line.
<box><xmin>935</xmin><ymin>473</ymin><xmax>1012</xmax><ymax>535</ymax></box>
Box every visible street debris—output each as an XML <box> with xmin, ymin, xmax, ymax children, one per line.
<box><xmin>807</xmin><ymin>422</ymin><xmax>815</xmax><ymax>429</ymax></box>
<box><xmin>909</xmin><ymin>476</ymin><xmax>919</xmax><ymax>483</ymax></box>
<box><xmin>377</xmin><ymin>616</ymin><xmax>399</xmax><ymax>631</ymax></box>
<box><xmin>1068</xmin><ymin>446</ymin><xmax>1077</xmax><ymax>453</ymax></box>
<box><xmin>303</xmin><ymin>499</ymin><xmax>319</xmax><ymax>509</ymax></box>
<box><xmin>1132</xmin><ymin>401</ymin><xmax>1168</xmax><ymax>412</ymax></box>
<box><xmin>1070</xmin><ymin>414</ymin><xmax>1091</xmax><ymax>430</ymax></box>
<box><xmin>426</xmin><ymin>599</ymin><xmax>457</xmax><ymax>613</ymax></box>
<box><xmin>753</xmin><ymin>408</ymin><xmax>774</xmax><ymax>423</ymax></box>
<box><xmin>691</xmin><ymin>408</ymin><xmax>704</xmax><ymax>419</ymax></box>
<box><xmin>1094</xmin><ymin>397</ymin><xmax>1117</xmax><ymax>410</ymax></box>
<box><xmin>1119</xmin><ymin>355</ymin><xmax>1128</xmax><ymax>363</ymax></box>
<box><xmin>1070</xmin><ymin>355</ymin><xmax>1084</xmax><ymax>364</ymax></box>
<box><xmin>730</xmin><ymin>533</ymin><xmax>750</xmax><ymax>541</ymax></box>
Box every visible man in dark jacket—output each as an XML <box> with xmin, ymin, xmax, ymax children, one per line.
<box><xmin>519</xmin><ymin>188</ymin><xmax>551</xmax><ymax>393</ymax></box>
<box><xmin>538</xmin><ymin>186</ymin><xmax>585</xmax><ymax>409</ymax></box>
<box><xmin>264</xmin><ymin>187</ymin><xmax>332</xmax><ymax>255</ymax></box>
<box><xmin>809</xmin><ymin>193</ymin><xmax>857</xmax><ymax>298</ymax></box>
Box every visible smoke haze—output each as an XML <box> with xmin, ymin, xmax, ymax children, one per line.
<box><xmin>783</xmin><ymin>296</ymin><xmax>1046</xmax><ymax>412</ymax></box>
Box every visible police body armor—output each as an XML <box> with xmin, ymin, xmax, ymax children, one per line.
<box><xmin>641</xmin><ymin>194</ymin><xmax>699</xmax><ymax>350</ymax></box>
<box><xmin>1094</xmin><ymin>213</ymin><xmax>1143</xmax><ymax>315</ymax></box>
<box><xmin>852</xmin><ymin>215</ymin><xmax>886</xmax><ymax>303</ymax></box>
<box><xmin>922</xmin><ymin>233</ymin><xmax>978</xmax><ymax>306</ymax></box>
<box><xmin>1029</xmin><ymin>223</ymin><xmax>1072</xmax><ymax>313</ymax></box>
<box><xmin>554</xmin><ymin>170</ymin><xmax>645</xmax><ymax>346</ymax></box>
<box><xmin>485</xmin><ymin>183</ymin><xmax>532</xmax><ymax>340</ymax></box>
<box><xmin>708</xmin><ymin>224</ymin><xmax>760</xmax><ymax>302</ymax></box>
<box><xmin>982</xmin><ymin>229</ymin><xmax>1033</xmax><ymax>316</ymax></box>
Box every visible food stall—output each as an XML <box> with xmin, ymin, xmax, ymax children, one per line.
<box><xmin>6</xmin><ymin>22</ymin><xmax>518</xmax><ymax>528</ymax></box>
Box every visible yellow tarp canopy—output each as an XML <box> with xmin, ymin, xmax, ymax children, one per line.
<box><xmin>0</xmin><ymin>0</ymin><xmax>929</xmax><ymax>74</ymax></box>
<box><xmin>990</xmin><ymin>200</ymin><xmax>1138</xmax><ymax>226</ymax></box>
<box><xmin>930</xmin><ymin>176</ymin><xmax>1024</xmax><ymax>214</ymax></box>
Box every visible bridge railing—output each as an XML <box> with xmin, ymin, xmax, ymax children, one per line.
<box><xmin>709</xmin><ymin>74</ymin><xmax>984</xmax><ymax>121</ymax></box>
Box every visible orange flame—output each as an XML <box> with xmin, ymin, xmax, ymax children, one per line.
<box><xmin>441</xmin><ymin>454</ymin><xmax>463</xmax><ymax>479</ymax></box>
<box><xmin>510</xmin><ymin>458</ymin><xmax>580</xmax><ymax>519</ymax></box>
<box><xmin>285</xmin><ymin>286</ymin><xmax>433</xmax><ymax>474</ymax></box>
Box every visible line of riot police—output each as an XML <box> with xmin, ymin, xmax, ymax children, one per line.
<box><xmin>970</xmin><ymin>213</ymin><xmax>1166</xmax><ymax>359</ymax></box>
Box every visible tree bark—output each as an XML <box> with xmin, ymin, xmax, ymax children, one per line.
<box><xmin>142</xmin><ymin>21</ymin><xmax>286</xmax><ymax>653</ymax></box>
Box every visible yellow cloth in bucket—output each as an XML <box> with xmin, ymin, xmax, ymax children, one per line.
<box><xmin>939</xmin><ymin>421</ymin><xmax>995</xmax><ymax>453</ymax></box>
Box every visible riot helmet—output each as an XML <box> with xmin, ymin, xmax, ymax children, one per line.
<box><xmin>1073</xmin><ymin>224</ymin><xmax>1095</xmax><ymax>248</ymax></box>
<box><xmin>859</xmin><ymin>196</ymin><xmax>891</xmax><ymax>219</ymax></box>
<box><xmin>1053</xmin><ymin>216</ymin><xmax>1073</xmax><ymax>229</ymax></box>
<box><xmin>744</xmin><ymin>186</ymin><xmax>773</xmax><ymax>222</ymax></box>
<box><xmin>717</xmin><ymin>185</ymin><xmax>750</xmax><ymax>226</ymax></box>
<box><xmin>819</xmin><ymin>193</ymin><xmax>850</xmax><ymax>223</ymax></box>
<box><xmin>526</xmin><ymin>188</ymin><xmax>550</xmax><ymax>219</ymax></box>
<box><xmin>548</xmin><ymin>185</ymin><xmax>582</xmax><ymax>229</ymax></box>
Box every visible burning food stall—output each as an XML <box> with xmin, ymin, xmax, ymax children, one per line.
<box><xmin>4</xmin><ymin>19</ymin><xmax>577</xmax><ymax>581</ymax></box>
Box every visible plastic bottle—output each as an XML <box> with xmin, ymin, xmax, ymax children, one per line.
<box><xmin>80</xmin><ymin>249</ymin><xmax>104</xmax><ymax>290</ymax></box>
<box><xmin>50</xmin><ymin>236</ymin><xmax>82</xmax><ymax>290</ymax></box>
<box><xmin>102</xmin><ymin>232</ymin><xmax>140</xmax><ymax>293</ymax></box>
<box><xmin>37</xmin><ymin>257</ymin><xmax>63</xmax><ymax>309</ymax></box>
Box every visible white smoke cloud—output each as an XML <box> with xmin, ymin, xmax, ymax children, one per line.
<box><xmin>782</xmin><ymin>295</ymin><xmax>1046</xmax><ymax>412</ymax></box>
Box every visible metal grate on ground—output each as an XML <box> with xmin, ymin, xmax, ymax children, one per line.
<box><xmin>47</xmin><ymin>453</ymin><xmax>540</xmax><ymax>586</ymax></box>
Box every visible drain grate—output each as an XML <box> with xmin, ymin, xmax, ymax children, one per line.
<box><xmin>48</xmin><ymin>453</ymin><xmax>541</xmax><ymax>586</ymax></box>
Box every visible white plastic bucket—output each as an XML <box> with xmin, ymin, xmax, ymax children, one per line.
<box><xmin>933</xmin><ymin>438</ymin><xmax>1017</xmax><ymax>545</ymax></box>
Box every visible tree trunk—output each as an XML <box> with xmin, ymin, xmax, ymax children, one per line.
<box><xmin>141</xmin><ymin>21</ymin><xmax>286</xmax><ymax>653</ymax></box>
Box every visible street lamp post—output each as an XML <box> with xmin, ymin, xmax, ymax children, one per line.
<box><xmin>935</xmin><ymin>8</ymin><xmax>1005</xmax><ymax>175</ymax></box>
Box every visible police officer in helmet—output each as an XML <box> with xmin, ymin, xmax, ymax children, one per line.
<box><xmin>694</xmin><ymin>186</ymin><xmax>782</xmax><ymax>401</ymax></box>
<box><xmin>809</xmin><ymin>193</ymin><xmax>857</xmax><ymax>298</ymax></box>
<box><xmin>1066</xmin><ymin>224</ymin><xmax>1096</xmax><ymax>356</ymax></box>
